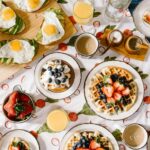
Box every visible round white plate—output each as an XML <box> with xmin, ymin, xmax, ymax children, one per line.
<box><xmin>0</xmin><ymin>129</ymin><xmax>40</xmax><ymax>150</ymax></box>
<box><xmin>60</xmin><ymin>123</ymin><xmax>119</xmax><ymax>150</ymax></box>
<box><xmin>133</xmin><ymin>0</ymin><xmax>150</xmax><ymax>37</ymax></box>
<box><xmin>84</xmin><ymin>61</ymin><xmax>144</xmax><ymax>120</ymax></box>
<box><xmin>35</xmin><ymin>52</ymin><xmax>81</xmax><ymax>99</ymax></box>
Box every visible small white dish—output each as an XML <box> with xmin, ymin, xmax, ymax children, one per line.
<box><xmin>84</xmin><ymin>61</ymin><xmax>144</xmax><ymax>120</ymax></box>
<box><xmin>60</xmin><ymin>123</ymin><xmax>119</xmax><ymax>150</ymax></box>
<box><xmin>0</xmin><ymin>129</ymin><xmax>40</xmax><ymax>150</ymax></box>
<box><xmin>133</xmin><ymin>0</ymin><xmax>150</xmax><ymax>37</ymax></box>
<box><xmin>35</xmin><ymin>52</ymin><xmax>81</xmax><ymax>99</ymax></box>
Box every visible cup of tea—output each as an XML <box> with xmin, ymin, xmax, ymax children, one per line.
<box><xmin>123</xmin><ymin>124</ymin><xmax>148</xmax><ymax>149</ymax></box>
<box><xmin>75</xmin><ymin>33</ymin><xmax>107</xmax><ymax>58</ymax></box>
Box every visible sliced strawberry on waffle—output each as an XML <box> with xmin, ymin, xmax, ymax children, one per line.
<box><xmin>122</xmin><ymin>87</ymin><xmax>130</xmax><ymax>96</ymax></box>
<box><xmin>89</xmin><ymin>140</ymin><xmax>100</xmax><ymax>149</ymax></box>
<box><xmin>102</xmin><ymin>85</ymin><xmax>114</xmax><ymax>98</ymax></box>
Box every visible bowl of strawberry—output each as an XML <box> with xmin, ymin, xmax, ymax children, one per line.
<box><xmin>3</xmin><ymin>91</ymin><xmax>35</xmax><ymax>123</ymax></box>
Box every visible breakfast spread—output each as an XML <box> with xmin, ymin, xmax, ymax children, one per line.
<box><xmin>40</xmin><ymin>59</ymin><xmax>74</xmax><ymax>92</ymax></box>
<box><xmin>13</xmin><ymin>0</ymin><xmax>48</xmax><ymax>12</ymax></box>
<box><xmin>143</xmin><ymin>11</ymin><xmax>150</xmax><ymax>25</ymax></box>
<box><xmin>46</xmin><ymin>109</ymin><xmax>69</xmax><ymax>132</ymax></box>
<box><xmin>65</xmin><ymin>130</ymin><xmax>113</xmax><ymax>150</ymax></box>
<box><xmin>3</xmin><ymin>91</ymin><xmax>34</xmax><ymax>122</ymax></box>
<box><xmin>89</xmin><ymin>66</ymin><xmax>137</xmax><ymax>115</ymax></box>
<box><xmin>0</xmin><ymin>3</ymin><xmax>25</xmax><ymax>34</ymax></box>
<box><xmin>0</xmin><ymin>39</ymin><xmax>38</xmax><ymax>64</ymax></box>
<box><xmin>8</xmin><ymin>137</ymin><xmax>30</xmax><ymax>150</ymax></box>
<box><xmin>36</xmin><ymin>8</ymin><xmax>65</xmax><ymax>45</ymax></box>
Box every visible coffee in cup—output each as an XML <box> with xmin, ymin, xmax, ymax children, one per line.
<box><xmin>123</xmin><ymin>124</ymin><xmax>148</xmax><ymax>149</ymax></box>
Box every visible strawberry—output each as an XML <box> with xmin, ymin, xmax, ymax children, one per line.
<box><xmin>11</xmin><ymin>146</ymin><xmax>20</xmax><ymax>150</ymax></box>
<box><xmin>107</xmin><ymin>97</ymin><xmax>116</xmax><ymax>103</ymax></box>
<box><xmin>143</xmin><ymin>96</ymin><xmax>150</xmax><ymax>104</ymax></box>
<box><xmin>105</xmin><ymin>77</ymin><xmax>113</xmax><ymax>85</ymax></box>
<box><xmin>96</xmin><ymin>148</ymin><xmax>105</xmax><ymax>150</ymax></box>
<box><xmin>123</xmin><ymin>29</ymin><xmax>133</xmax><ymax>37</ymax></box>
<box><xmin>102</xmin><ymin>85</ymin><xmax>114</xmax><ymax>98</ymax></box>
<box><xmin>89</xmin><ymin>140</ymin><xmax>100</xmax><ymax>149</ymax></box>
<box><xmin>113</xmin><ymin>82</ymin><xmax>120</xmax><ymax>90</ymax></box>
<box><xmin>113</xmin><ymin>92</ymin><xmax>122</xmax><ymax>101</ymax></box>
<box><xmin>35</xmin><ymin>99</ymin><xmax>45</xmax><ymax>108</ymax></box>
<box><xmin>117</xmin><ymin>84</ymin><xmax>125</xmax><ymax>92</ymax></box>
<box><xmin>18</xmin><ymin>103</ymin><xmax>33</xmax><ymax>119</ymax></box>
<box><xmin>20</xmin><ymin>94</ymin><xmax>31</xmax><ymax>103</ymax></box>
<box><xmin>96</xmin><ymin>32</ymin><xmax>103</xmax><ymax>39</ymax></box>
<box><xmin>30</xmin><ymin>131</ymin><xmax>38</xmax><ymax>138</ymax></box>
<box><xmin>58</xmin><ymin>43</ymin><xmax>67</xmax><ymax>51</ymax></box>
<box><xmin>68</xmin><ymin>112</ymin><xmax>78</xmax><ymax>121</ymax></box>
<box><xmin>122</xmin><ymin>87</ymin><xmax>130</xmax><ymax>96</ymax></box>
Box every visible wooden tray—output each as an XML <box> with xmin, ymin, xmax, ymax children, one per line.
<box><xmin>0</xmin><ymin>0</ymin><xmax>77</xmax><ymax>83</ymax></box>
<box><xmin>100</xmin><ymin>29</ymin><xmax>149</xmax><ymax>61</ymax></box>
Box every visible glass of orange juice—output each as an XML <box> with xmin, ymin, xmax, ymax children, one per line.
<box><xmin>73</xmin><ymin>0</ymin><xmax>94</xmax><ymax>25</ymax></box>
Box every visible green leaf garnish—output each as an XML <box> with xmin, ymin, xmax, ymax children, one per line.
<box><xmin>37</xmin><ymin>123</ymin><xmax>53</xmax><ymax>134</ymax></box>
<box><xmin>93</xmin><ymin>11</ymin><xmax>101</xmax><ymax>17</ymax></box>
<box><xmin>112</xmin><ymin>129</ymin><xmax>122</xmax><ymax>141</ymax></box>
<box><xmin>67</xmin><ymin>35</ymin><xmax>79</xmax><ymax>46</ymax></box>
<box><xmin>45</xmin><ymin>98</ymin><xmax>59</xmax><ymax>103</ymax></box>
<box><xmin>78</xmin><ymin>103</ymin><xmax>96</xmax><ymax>116</ymax></box>
<box><xmin>104</xmin><ymin>56</ymin><xmax>117</xmax><ymax>61</ymax></box>
<box><xmin>57</xmin><ymin>0</ymin><xmax>68</xmax><ymax>4</ymax></box>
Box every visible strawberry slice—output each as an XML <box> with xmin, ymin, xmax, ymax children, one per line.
<box><xmin>113</xmin><ymin>82</ymin><xmax>120</xmax><ymax>90</ymax></box>
<box><xmin>146</xmin><ymin>15</ymin><xmax>150</xmax><ymax>22</ymax></box>
<box><xmin>105</xmin><ymin>77</ymin><xmax>113</xmax><ymax>85</ymax></box>
<box><xmin>10</xmin><ymin>146</ymin><xmax>20</xmax><ymax>150</ymax></box>
<box><xmin>113</xmin><ymin>92</ymin><xmax>122</xmax><ymax>101</ymax></box>
<box><xmin>89</xmin><ymin>140</ymin><xmax>100</xmax><ymax>149</ymax></box>
<box><xmin>107</xmin><ymin>97</ymin><xmax>116</xmax><ymax>103</ymax></box>
<box><xmin>18</xmin><ymin>103</ymin><xmax>33</xmax><ymax>119</ymax></box>
<box><xmin>117</xmin><ymin>84</ymin><xmax>125</xmax><ymax>92</ymax></box>
<box><xmin>102</xmin><ymin>85</ymin><xmax>114</xmax><ymax>98</ymax></box>
<box><xmin>122</xmin><ymin>87</ymin><xmax>130</xmax><ymax>96</ymax></box>
<box><xmin>20</xmin><ymin>94</ymin><xmax>31</xmax><ymax>103</ymax></box>
<box><xmin>4</xmin><ymin>91</ymin><xmax>19</xmax><ymax>117</ymax></box>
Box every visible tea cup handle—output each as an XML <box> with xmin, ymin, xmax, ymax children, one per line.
<box><xmin>97</xmin><ymin>44</ymin><xmax>112</xmax><ymax>56</ymax></box>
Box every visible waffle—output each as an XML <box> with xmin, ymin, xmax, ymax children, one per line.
<box><xmin>64</xmin><ymin>131</ymin><xmax>114</xmax><ymax>150</ymax></box>
<box><xmin>89</xmin><ymin>66</ymin><xmax>138</xmax><ymax>115</ymax></box>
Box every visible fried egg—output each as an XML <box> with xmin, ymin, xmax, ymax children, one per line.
<box><xmin>0</xmin><ymin>40</ymin><xmax>35</xmax><ymax>64</ymax></box>
<box><xmin>0</xmin><ymin>4</ymin><xmax>16</xmax><ymax>29</ymax></box>
<box><xmin>13</xmin><ymin>0</ymin><xmax>47</xmax><ymax>12</ymax></box>
<box><xmin>41</xmin><ymin>11</ymin><xmax>65</xmax><ymax>45</ymax></box>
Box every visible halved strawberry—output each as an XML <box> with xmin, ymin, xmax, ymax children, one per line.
<box><xmin>102</xmin><ymin>85</ymin><xmax>114</xmax><ymax>98</ymax></box>
<box><xmin>89</xmin><ymin>140</ymin><xmax>100</xmax><ymax>149</ymax></box>
<box><xmin>18</xmin><ymin>103</ymin><xmax>33</xmax><ymax>119</ymax></box>
<box><xmin>122</xmin><ymin>87</ymin><xmax>130</xmax><ymax>96</ymax></box>
<box><xmin>11</xmin><ymin>146</ymin><xmax>20</xmax><ymax>150</ymax></box>
<box><xmin>105</xmin><ymin>77</ymin><xmax>113</xmax><ymax>85</ymax></box>
<box><xmin>20</xmin><ymin>94</ymin><xmax>31</xmax><ymax>103</ymax></box>
<box><xmin>146</xmin><ymin>15</ymin><xmax>150</xmax><ymax>22</ymax></box>
<box><xmin>117</xmin><ymin>84</ymin><xmax>125</xmax><ymax>92</ymax></box>
<box><xmin>113</xmin><ymin>82</ymin><xmax>120</xmax><ymax>90</ymax></box>
<box><xmin>107</xmin><ymin>97</ymin><xmax>116</xmax><ymax>103</ymax></box>
<box><xmin>7</xmin><ymin>107</ymin><xmax>17</xmax><ymax>117</ymax></box>
<box><xmin>113</xmin><ymin>92</ymin><xmax>122</xmax><ymax>101</ymax></box>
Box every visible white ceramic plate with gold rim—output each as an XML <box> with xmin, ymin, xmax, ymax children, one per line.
<box><xmin>0</xmin><ymin>129</ymin><xmax>40</xmax><ymax>150</ymax></box>
<box><xmin>133</xmin><ymin>0</ymin><xmax>150</xmax><ymax>37</ymax></box>
<box><xmin>84</xmin><ymin>61</ymin><xmax>144</xmax><ymax>120</ymax></box>
<box><xmin>60</xmin><ymin>123</ymin><xmax>119</xmax><ymax>150</ymax></box>
<box><xmin>34</xmin><ymin>52</ymin><xmax>81</xmax><ymax>99</ymax></box>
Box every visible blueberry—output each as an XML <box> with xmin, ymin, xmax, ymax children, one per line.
<box><xmin>100</xmin><ymin>94</ymin><xmax>107</xmax><ymax>100</ymax></box>
<box><xmin>49</xmin><ymin>78</ymin><xmax>52</xmax><ymax>83</ymax></box>
<box><xmin>55</xmin><ymin>79</ymin><xmax>61</xmax><ymax>85</ymax></box>
<box><xmin>54</xmin><ymin>74</ymin><xmax>58</xmax><ymax>78</ymax></box>
<box><xmin>62</xmin><ymin>78</ymin><xmax>67</xmax><ymax>83</ymax></box>
<box><xmin>51</xmin><ymin>71</ymin><xmax>55</xmax><ymax>76</ymax></box>
<box><xmin>99</xmin><ymin>82</ymin><xmax>104</xmax><ymax>87</ymax></box>
<box><xmin>81</xmin><ymin>138</ymin><xmax>86</xmax><ymax>144</ymax></box>
<box><xmin>59</xmin><ymin>67</ymin><xmax>64</xmax><ymax>72</ymax></box>
<box><xmin>64</xmin><ymin>75</ymin><xmax>68</xmax><ymax>79</ymax></box>
<box><xmin>124</xmin><ymin>95</ymin><xmax>129</xmax><ymax>99</ymax></box>
<box><xmin>106</xmin><ymin>104</ymin><xmax>112</xmax><ymax>108</ymax></box>
<box><xmin>54</xmin><ymin>68</ymin><xmax>58</xmax><ymax>73</ymax></box>
<box><xmin>48</xmin><ymin>66</ymin><xmax>52</xmax><ymax>71</ymax></box>
<box><xmin>57</xmin><ymin>72</ymin><xmax>62</xmax><ymax>77</ymax></box>
<box><xmin>126</xmin><ymin>99</ymin><xmax>131</xmax><ymax>104</ymax></box>
<box><xmin>76</xmin><ymin>142</ymin><xmax>82</xmax><ymax>148</ymax></box>
<box><xmin>102</xmin><ymin>98</ymin><xmax>107</xmax><ymax>103</ymax></box>
<box><xmin>96</xmin><ymin>84</ymin><xmax>101</xmax><ymax>89</ymax></box>
<box><xmin>111</xmin><ymin>74</ymin><xmax>119</xmax><ymax>82</ymax></box>
<box><xmin>85</xmin><ymin>141</ymin><xmax>90</xmax><ymax>148</ymax></box>
<box><xmin>119</xmin><ymin>76</ymin><xmax>127</xmax><ymax>84</ymax></box>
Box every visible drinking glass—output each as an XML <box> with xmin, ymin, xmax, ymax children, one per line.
<box><xmin>73</xmin><ymin>0</ymin><xmax>94</xmax><ymax>25</ymax></box>
<box><xmin>105</xmin><ymin>0</ymin><xmax>132</xmax><ymax>22</ymax></box>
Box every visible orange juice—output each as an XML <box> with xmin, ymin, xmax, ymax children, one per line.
<box><xmin>73</xmin><ymin>0</ymin><xmax>93</xmax><ymax>24</ymax></box>
<box><xmin>47</xmin><ymin>109</ymin><xmax>69</xmax><ymax>132</ymax></box>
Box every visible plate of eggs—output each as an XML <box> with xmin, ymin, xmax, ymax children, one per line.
<box><xmin>0</xmin><ymin>0</ymin><xmax>76</xmax><ymax>82</ymax></box>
